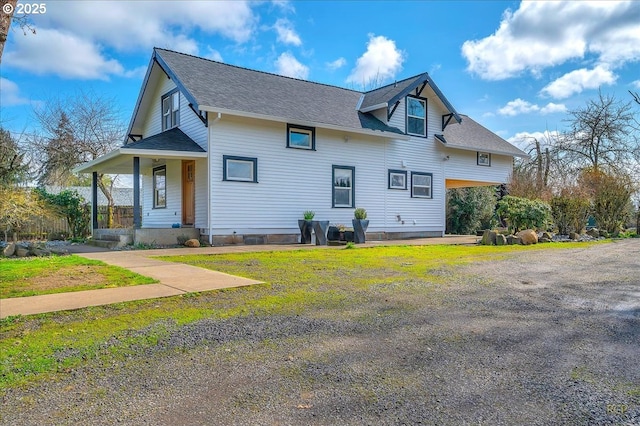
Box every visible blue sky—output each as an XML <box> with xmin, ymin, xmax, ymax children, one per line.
<box><xmin>2</xmin><ymin>0</ymin><xmax>639</xmax><ymax>151</ymax></box>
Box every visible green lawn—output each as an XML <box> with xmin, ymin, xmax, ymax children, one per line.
<box><xmin>0</xmin><ymin>255</ymin><xmax>158</xmax><ymax>298</ymax></box>
<box><xmin>0</xmin><ymin>242</ymin><xmax>600</xmax><ymax>391</ymax></box>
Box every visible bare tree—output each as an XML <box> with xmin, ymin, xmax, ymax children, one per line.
<box><xmin>0</xmin><ymin>0</ymin><xmax>36</xmax><ymax>62</ymax></box>
<box><xmin>33</xmin><ymin>90</ymin><xmax>125</xmax><ymax>227</ymax></box>
<box><xmin>557</xmin><ymin>90</ymin><xmax>639</xmax><ymax>175</ymax></box>
<box><xmin>0</xmin><ymin>127</ymin><xmax>28</xmax><ymax>186</ymax></box>
<box><xmin>631</xmin><ymin>90</ymin><xmax>640</xmax><ymax>106</ymax></box>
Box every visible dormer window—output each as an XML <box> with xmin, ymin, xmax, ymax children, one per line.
<box><xmin>406</xmin><ymin>96</ymin><xmax>426</xmax><ymax>137</ymax></box>
<box><xmin>162</xmin><ymin>89</ymin><xmax>180</xmax><ymax>131</ymax></box>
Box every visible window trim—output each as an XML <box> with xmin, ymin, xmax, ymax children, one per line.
<box><xmin>223</xmin><ymin>155</ymin><xmax>258</xmax><ymax>183</ymax></box>
<box><xmin>287</xmin><ymin>124</ymin><xmax>316</xmax><ymax>150</ymax></box>
<box><xmin>161</xmin><ymin>88</ymin><xmax>180</xmax><ymax>131</ymax></box>
<box><xmin>332</xmin><ymin>165</ymin><xmax>355</xmax><ymax>208</ymax></box>
<box><xmin>477</xmin><ymin>152</ymin><xmax>491</xmax><ymax>167</ymax></box>
<box><xmin>406</xmin><ymin>95</ymin><xmax>427</xmax><ymax>137</ymax></box>
<box><xmin>411</xmin><ymin>171</ymin><xmax>433</xmax><ymax>199</ymax></box>
<box><xmin>388</xmin><ymin>169</ymin><xmax>407</xmax><ymax>190</ymax></box>
<box><xmin>152</xmin><ymin>165</ymin><xmax>167</xmax><ymax>209</ymax></box>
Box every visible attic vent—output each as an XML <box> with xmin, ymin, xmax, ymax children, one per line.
<box><xmin>394</xmin><ymin>81</ymin><xmax>397</xmax><ymax>88</ymax></box>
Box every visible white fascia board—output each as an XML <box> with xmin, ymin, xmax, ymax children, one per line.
<box><xmin>359</xmin><ymin>102</ymin><xmax>388</xmax><ymax>113</ymax></box>
<box><xmin>435</xmin><ymin>136</ymin><xmax>529</xmax><ymax>159</ymax></box>
<box><xmin>119</xmin><ymin>148</ymin><xmax>207</xmax><ymax>158</ymax></box>
<box><xmin>200</xmin><ymin>105</ymin><xmax>410</xmax><ymax>141</ymax></box>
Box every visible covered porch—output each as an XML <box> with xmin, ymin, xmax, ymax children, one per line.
<box><xmin>74</xmin><ymin>128</ymin><xmax>208</xmax><ymax>245</ymax></box>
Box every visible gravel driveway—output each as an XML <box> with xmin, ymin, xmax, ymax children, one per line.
<box><xmin>2</xmin><ymin>240</ymin><xmax>638</xmax><ymax>425</ymax></box>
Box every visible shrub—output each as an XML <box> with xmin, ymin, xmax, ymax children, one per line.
<box><xmin>580</xmin><ymin>170</ymin><xmax>633</xmax><ymax>236</ymax></box>
<box><xmin>550</xmin><ymin>191</ymin><xmax>590</xmax><ymax>235</ymax></box>
<box><xmin>302</xmin><ymin>210</ymin><xmax>315</xmax><ymax>220</ymax></box>
<box><xmin>354</xmin><ymin>208</ymin><xmax>367</xmax><ymax>220</ymax></box>
<box><xmin>446</xmin><ymin>187</ymin><xmax>496</xmax><ymax>235</ymax></box>
<box><xmin>36</xmin><ymin>188</ymin><xmax>90</xmax><ymax>239</ymax></box>
<box><xmin>496</xmin><ymin>195</ymin><xmax>551</xmax><ymax>233</ymax></box>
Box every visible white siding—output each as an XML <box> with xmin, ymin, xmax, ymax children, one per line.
<box><xmin>442</xmin><ymin>148</ymin><xmax>513</xmax><ymax>183</ymax></box>
<box><xmin>141</xmin><ymin>160</ymin><xmax>182</xmax><ymax>228</ymax></box>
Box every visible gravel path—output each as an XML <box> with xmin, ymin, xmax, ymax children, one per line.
<box><xmin>2</xmin><ymin>240</ymin><xmax>638</xmax><ymax>425</ymax></box>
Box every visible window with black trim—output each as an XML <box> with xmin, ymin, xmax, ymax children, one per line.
<box><xmin>406</xmin><ymin>95</ymin><xmax>426</xmax><ymax>136</ymax></box>
<box><xmin>162</xmin><ymin>89</ymin><xmax>180</xmax><ymax>131</ymax></box>
<box><xmin>223</xmin><ymin>155</ymin><xmax>258</xmax><ymax>183</ymax></box>
<box><xmin>388</xmin><ymin>169</ymin><xmax>407</xmax><ymax>190</ymax></box>
<box><xmin>477</xmin><ymin>152</ymin><xmax>491</xmax><ymax>166</ymax></box>
<box><xmin>411</xmin><ymin>172</ymin><xmax>432</xmax><ymax>198</ymax></box>
<box><xmin>287</xmin><ymin>124</ymin><xmax>315</xmax><ymax>150</ymax></box>
<box><xmin>332</xmin><ymin>165</ymin><xmax>354</xmax><ymax>208</ymax></box>
<box><xmin>153</xmin><ymin>166</ymin><xmax>166</xmax><ymax>208</ymax></box>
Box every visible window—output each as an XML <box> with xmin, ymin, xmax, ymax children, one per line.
<box><xmin>223</xmin><ymin>155</ymin><xmax>258</xmax><ymax>183</ymax></box>
<box><xmin>287</xmin><ymin>124</ymin><xmax>315</xmax><ymax>150</ymax></box>
<box><xmin>162</xmin><ymin>89</ymin><xmax>180</xmax><ymax>131</ymax></box>
<box><xmin>406</xmin><ymin>96</ymin><xmax>426</xmax><ymax>136</ymax></box>
<box><xmin>388</xmin><ymin>169</ymin><xmax>407</xmax><ymax>190</ymax></box>
<box><xmin>411</xmin><ymin>172</ymin><xmax>432</xmax><ymax>198</ymax></box>
<box><xmin>332</xmin><ymin>165</ymin><xmax>355</xmax><ymax>208</ymax></box>
<box><xmin>153</xmin><ymin>166</ymin><xmax>166</xmax><ymax>208</ymax></box>
<box><xmin>477</xmin><ymin>152</ymin><xmax>491</xmax><ymax>166</ymax></box>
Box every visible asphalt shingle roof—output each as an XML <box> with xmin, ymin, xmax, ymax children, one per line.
<box><xmin>154</xmin><ymin>48</ymin><xmax>404</xmax><ymax>135</ymax></box>
<box><xmin>123</xmin><ymin>128</ymin><xmax>205</xmax><ymax>152</ymax></box>
<box><xmin>438</xmin><ymin>115</ymin><xmax>528</xmax><ymax>157</ymax></box>
<box><xmin>360</xmin><ymin>75</ymin><xmax>425</xmax><ymax>110</ymax></box>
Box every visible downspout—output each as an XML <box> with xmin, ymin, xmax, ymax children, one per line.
<box><xmin>208</xmin><ymin>112</ymin><xmax>222</xmax><ymax>245</ymax></box>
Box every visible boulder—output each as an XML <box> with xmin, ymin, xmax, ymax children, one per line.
<box><xmin>569</xmin><ymin>232</ymin><xmax>580</xmax><ymax>240</ymax></box>
<box><xmin>516</xmin><ymin>229</ymin><xmax>538</xmax><ymax>245</ymax></box>
<box><xmin>481</xmin><ymin>230</ymin><xmax>497</xmax><ymax>246</ymax></box>
<box><xmin>586</xmin><ymin>228</ymin><xmax>600</xmax><ymax>238</ymax></box>
<box><xmin>184</xmin><ymin>238</ymin><xmax>201</xmax><ymax>248</ymax></box>
<box><xmin>15</xmin><ymin>247</ymin><xmax>30</xmax><ymax>257</ymax></box>
<box><xmin>495</xmin><ymin>234</ymin><xmax>507</xmax><ymax>246</ymax></box>
<box><xmin>3</xmin><ymin>242</ymin><xmax>16</xmax><ymax>257</ymax></box>
<box><xmin>506</xmin><ymin>235</ymin><xmax>520</xmax><ymax>245</ymax></box>
<box><xmin>541</xmin><ymin>231</ymin><xmax>553</xmax><ymax>240</ymax></box>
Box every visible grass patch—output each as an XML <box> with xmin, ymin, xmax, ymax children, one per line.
<box><xmin>0</xmin><ymin>255</ymin><xmax>157</xmax><ymax>298</ymax></box>
<box><xmin>0</xmin><ymin>241</ymin><xmax>601</xmax><ymax>392</ymax></box>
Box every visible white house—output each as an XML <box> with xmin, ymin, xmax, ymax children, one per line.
<box><xmin>76</xmin><ymin>48</ymin><xmax>526</xmax><ymax>245</ymax></box>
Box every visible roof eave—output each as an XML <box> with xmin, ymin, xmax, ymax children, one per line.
<box><xmin>388</xmin><ymin>73</ymin><xmax>462</xmax><ymax>123</ymax></box>
<box><xmin>200</xmin><ymin>105</ymin><xmax>411</xmax><ymax>141</ymax></box>
<box><xmin>359</xmin><ymin>102</ymin><xmax>388</xmax><ymax>113</ymax></box>
<box><xmin>435</xmin><ymin>134</ymin><xmax>529</xmax><ymax>158</ymax></box>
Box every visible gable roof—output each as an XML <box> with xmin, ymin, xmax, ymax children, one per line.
<box><xmin>435</xmin><ymin>115</ymin><xmax>528</xmax><ymax>158</ymax></box>
<box><xmin>125</xmin><ymin>128</ymin><xmax>204</xmax><ymax>152</ymax></box>
<box><xmin>149</xmin><ymin>48</ymin><xmax>405</xmax><ymax>137</ymax></box>
<box><xmin>360</xmin><ymin>74</ymin><xmax>461</xmax><ymax>124</ymax></box>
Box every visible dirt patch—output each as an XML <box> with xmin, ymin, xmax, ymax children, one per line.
<box><xmin>25</xmin><ymin>265</ymin><xmax>109</xmax><ymax>292</ymax></box>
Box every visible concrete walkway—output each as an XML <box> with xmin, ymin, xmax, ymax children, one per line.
<box><xmin>0</xmin><ymin>235</ymin><xmax>478</xmax><ymax>318</ymax></box>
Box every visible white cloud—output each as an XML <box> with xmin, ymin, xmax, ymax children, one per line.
<box><xmin>205</xmin><ymin>47</ymin><xmax>224</xmax><ymax>62</ymax></box>
<box><xmin>275</xmin><ymin>52</ymin><xmax>309</xmax><ymax>79</ymax></box>
<box><xmin>4</xmin><ymin>28</ymin><xmax>125</xmax><ymax>80</ymax></box>
<box><xmin>327</xmin><ymin>57</ymin><xmax>346</xmax><ymax>70</ymax></box>
<box><xmin>462</xmin><ymin>1</ymin><xmax>640</xmax><ymax>80</ymax></box>
<box><xmin>274</xmin><ymin>18</ymin><xmax>301</xmax><ymax>46</ymax></box>
<box><xmin>507</xmin><ymin>130</ymin><xmax>561</xmax><ymax>150</ymax></box>
<box><xmin>347</xmin><ymin>34</ymin><xmax>404</xmax><ymax>86</ymax></box>
<box><xmin>498</xmin><ymin>98</ymin><xmax>566</xmax><ymax>116</ymax></box>
<box><xmin>541</xmin><ymin>65</ymin><xmax>617</xmax><ymax>99</ymax></box>
<box><xmin>0</xmin><ymin>78</ymin><xmax>31</xmax><ymax>106</ymax></box>
<box><xmin>3</xmin><ymin>1</ymin><xmax>259</xmax><ymax>80</ymax></box>
<box><xmin>631</xmin><ymin>80</ymin><xmax>640</xmax><ymax>89</ymax></box>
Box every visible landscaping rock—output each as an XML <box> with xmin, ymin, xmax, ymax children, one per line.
<box><xmin>184</xmin><ymin>239</ymin><xmax>201</xmax><ymax>248</ymax></box>
<box><xmin>495</xmin><ymin>234</ymin><xmax>507</xmax><ymax>246</ymax></box>
<box><xmin>15</xmin><ymin>247</ymin><xmax>29</xmax><ymax>257</ymax></box>
<box><xmin>516</xmin><ymin>229</ymin><xmax>538</xmax><ymax>245</ymax></box>
<box><xmin>3</xmin><ymin>242</ymin><xmax>16</xmax><ymax>257</ymax></box>
<box><xmin>539</xmin><ymin>237</ymin><xmax>552</xmax><ymax>243</ymax></box>
<box><xmin>587</xmin><ymin>228</ymin><xmax>600</xmax><ymax>238</ymax></box>
<box><xmin>541</xmin><ymin>231</ymin><xmax>553</xmax><ymax>240</ymax></box>
<box><xmin>481</xmin><ymin>229</ymin><xmax>497</xmax><ymax>245</ymax></box>
<box><xmin>506</xmin><ymin>235</ymin><xmax>520</xmax><ymax>245</ymax></box>
<box><xmin>569</xmin><ymin>232</ymin><xmax>580</xmax><ymax>240</ymax></box>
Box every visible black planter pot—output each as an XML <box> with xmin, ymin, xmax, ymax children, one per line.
<box><xmin>344</xmin><ymin>230</ymin><xmax>355</xmax><ymax>242</ymax></box>
<box><xmin>352</xmin><ymin>219</ymin><xmax>369</xmax><ymax>243</ymax></box>
<box><xmin>312</xmin><ymin>220</ymin><xmax>330</xmax><ymax>245</ymax></box>
<box><xmin>327</xmin><ymin>226</ymin><xmax>340</xmax><ymax>241</ymax></box>
<box><xmin>298</xmin><ymin>220</ymin><xmax>313</xmax><ymax>244</ymax></box>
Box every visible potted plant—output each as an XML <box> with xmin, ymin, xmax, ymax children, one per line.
<box><xmin>352</xmin><ymin>207</ymin><xmax>369</xmax><ymax>243</ymax></box>
<box><xmin>298</xmin><ymin>210</ymin><xmax>314</xmax><ymax>244</ymax></box>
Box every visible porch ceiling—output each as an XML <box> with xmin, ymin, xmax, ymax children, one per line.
<box><xmin>446</xmin><ymin>179</ymin><xmax>500</xmax><ymax>189</ymax></box>
<box><xmin>74</xmin><ymin>148</ymin><xmax>207</xmax><ymax>174</ymax></box>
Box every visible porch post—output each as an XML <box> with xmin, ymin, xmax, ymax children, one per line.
<box><xmin>92</xmin><ymin>172</ymin><xmax>99</xmax><ymax>230</ymax></box>
<box><xmin>133</xmin><ymin>156</ymin><xmax>141</xmax><ymax>229</ymax></box>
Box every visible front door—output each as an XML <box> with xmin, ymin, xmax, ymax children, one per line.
<box><xmin>182</xmin><ymin>160</ymin><xmax>195</xmax><ymax>226</ymax></box>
